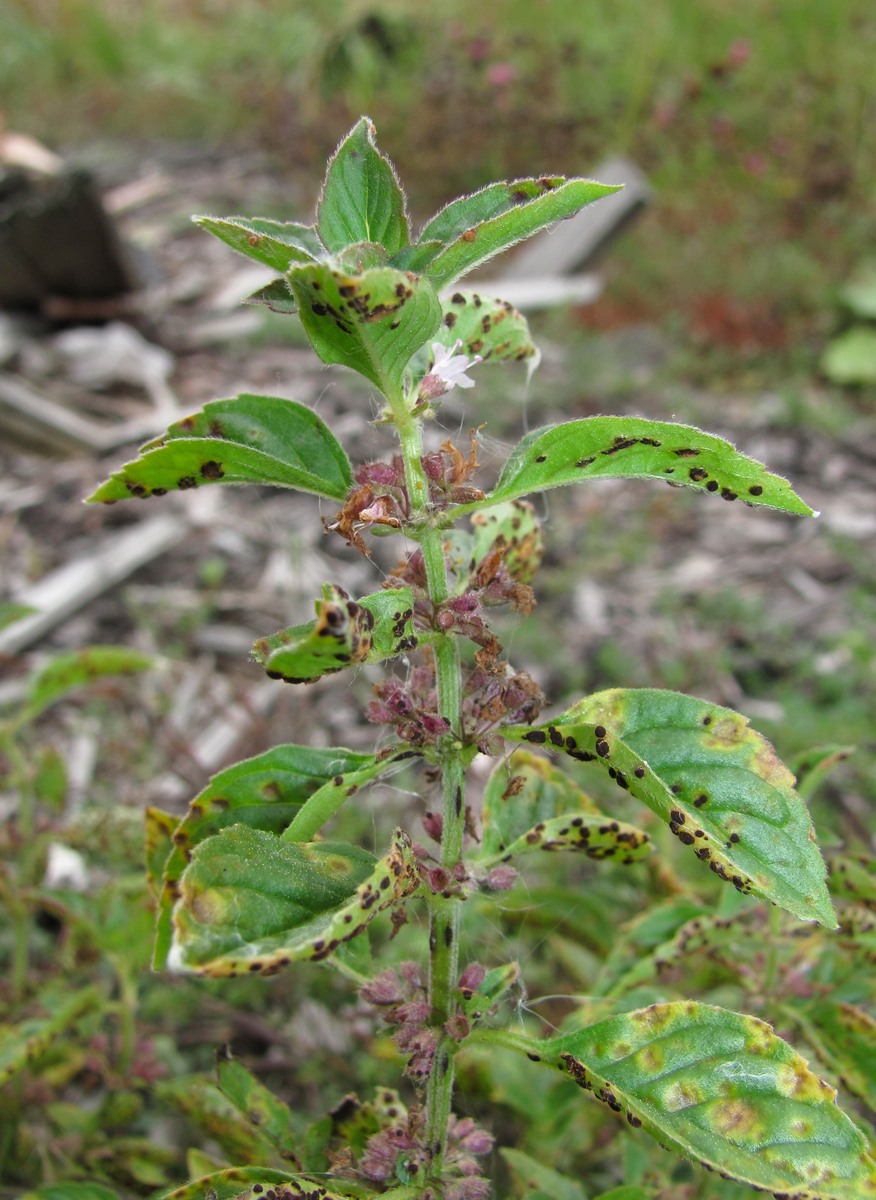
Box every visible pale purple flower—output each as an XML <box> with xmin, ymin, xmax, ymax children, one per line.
<box><xmin>419</xmin><ymin>339</ymin><xmax>482</xmax><ymax>400</ymax></box>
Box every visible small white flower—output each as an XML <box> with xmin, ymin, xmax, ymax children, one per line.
<box><xmin>419</xmin><ymin>339</ymin><xmax>482</xmax><ymax>400</ymax></box>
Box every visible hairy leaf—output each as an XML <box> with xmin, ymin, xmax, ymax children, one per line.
<box><xmin>435</xmin><ymin>289</ymin><xmax>538</xmax><ymax>366</ymax></box>
<box><xmin>244</xmin><ymin>277</ymin><xmax>298</xmax><ymax>313</ymax></box>
<box><xmin>469</xmin><ymin>500</ymin><xmax>544</xmax><ymax>585</ymax></box>
<box><xmin>152</xmin><ymin>744</ymin><xmax>374</xmax><ymax>969</ymax></box>
<box><xmin>492</xmin><ymin>1003</ymin><xmax>876</xmax><ymax>1199</ymax></box>
<box><xmin>287</xmin><ymin>260</ymin><xmax>441</xmax><ymax>393</ymax></box>
<box><xmin>168</xmin><ymin>826</ymin><xmax>419</xmax><ymax>976</ymax></box>
<box><xmin>0</xmin><ymin>987</ymin><xmax>100</xmax><ymax>1086</ymax></box>
<box><xmin>193</xmin><ymin>214</ymin><xmax>323</xmax><ymax>271</ymax></box>
<box><xmin>478</xmin><ymin>749</ymin><xmax>650</xmax><ymax>867</ymax></box>
<box><xmin>471</xmin><ymin>416</ymin><xmax>816</xmax><ymax>516</ymax></box>
<box><xmin>24</xmin><ymin>645</ymin><xmax>151</xmax><ymax>720</ymax></box>
<box><xmin>253</xmin><ymin>585</ymin><xmax>417</xmax><ymax>684</ymax></box>
<box><xmin>86</xmin><ymin>394</ymin><xmax>353</xmax><ymax>503</ymax></box>
<box><xmin>317</xmin><ymin>116</ymin><xmax>409</xmax><ymax>255</ymax></box>
<box><xmin>503</xmin><ymin>688</ymin><xmax>835</xmax><ymax>927</ymax></box>
<box><xmin>789</xmin><ymin>744</ymin><xmax>855</xmax><ymax>802</ymax></box>
<box><xmin>418</xmin><ymin>176</ymin><xmax>621</xmax><ymax>289</ymax></box>
<box><xmin>159</xmin><ymin>1075</ymin><xmax>290</xmax><ymax>1167</ymax></box>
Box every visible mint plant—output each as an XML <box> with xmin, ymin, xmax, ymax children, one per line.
<box><xmin>87</xmin><ymin>119</ymin><xmax>875</xmax><ymax>1200</ymax></box>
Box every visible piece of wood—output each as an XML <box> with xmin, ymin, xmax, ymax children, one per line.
<box><xmin>468</xmin><ymin>156</ymin><xmax>651</xmax><ymax>310</ymax></box>
<box><xmin>0</xmin><ymin>513</ymin><xmax>191</xmax><ymax>656</ymax></box>
<box><xmin>0</xmin><ymin>168</ymin><xmax>136</xmax><ymax>313</ymax></box>
<box><xmin>0</xmin><ymin>372</ymin><xmax>179</xmax><ymax>455</ymax></box>
<box><xmin>499</xmin><ymin>156</ymin><xmax>652</xmax><ymax>280</ymax></box>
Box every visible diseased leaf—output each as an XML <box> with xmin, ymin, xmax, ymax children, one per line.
<box><xmin>459</xmin><ymin>962</ymin><xmax>521</xmax><ymax>1026</ymax></box>
<box><xmin>152</xmin><ymin>744</ymin><xmax>374</xmax><ymax>969</ymax></box>
<box><xmin>145</xmin><ymin>807</ymin><xmax>177</xmax><ymax>901</ymax></box>
<box><xmin>159</xmin><ymin>1075</ymin><xmax>289</xmax><ymax>1167</ymax></box>
<box><xmin>157</xmin><ymin>1165</ymin><xmax>346</xmax><ymax>1200</ymax></box>
<box><xmin>253</xmin><ymin>585</ymin><xmax>417</xmax><ymax>685</ymax></box>
<box><xmin>503</xmin><ymin>688</ymin><xmax>835</xmax><ymax>928</ymax></box>
<box><xmin>24</xmin><ymin>646</ymin><xmax>151</xmax><ymax>721</ymax></box>
<box><xmin>0</xmin><ymin>987</ymin><xmax>99</xmax><ymax>1086</ymax></box>
<box><xmin>492</xmin><ymin>1003</ymin><xmax>876</xmax><ymax>1199</ymax></box>
<box><xmin>829</xmin><ymin>854</ymin><xmax>876</xmax><ymax>909</ymax></box>
<box><xmin>501</xmin><ymin>1146</ymin><xmax>588</xmax><ymax>1200</ymax></box>
<box><xmin>463</xmin><ymin>417</ymin><xmax>816</xmax><ymax>517</ymax></box>
<box><xmin>194</xmin><ymin>214</ymin><xmax>323</xmax><ymax>271</ymax></box>
<box><xmin>287</xmin><ymin>260</ymin><xmax>441</xmax><ymax>394</ymax></box>
<box><xmin>282</xmin><ymin>749</ymin><xmax>419</xmax><ymax>843</ymax></box>
<box><xmin>216</xmin><ymin>1055</ymin><xmax>300</xmax><ymax>1161</ymax></box>
<box><xmin>469</xmin><ymin>500</ymin><xmax>544</xmax><ymax>585</ymax></box>
<box><xmin>168</xmin><ymin>826</ymin><xmax>419</xmax><ymax>976</ymax></box>
<box><xmin>418</xmin><ymin>176</ymin><xmax>621</xmax><ymax>289</ymax></box>
<box><xmin>478</xmin><ymin>749</ymin><xmax>650</xmax><ymax>867</ymax></box>
<box><xmin>86</xmin><ymin>394</ymin><xmax>353</xmax><ymax>504</ymax></box>
<box><xmin>317</xmin><ymin>116</ymin><xmax>409</xmax><ymax>255</ymax></box>
<box><xmin>435</xmin><ymin>289</ymin><xmax>538</xmax><ymax>367</ymax></box>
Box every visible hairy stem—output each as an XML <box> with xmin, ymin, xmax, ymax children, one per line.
<box><xmin>391</xmin><ymin>389</ymin><xmax>465</xmax><ymax>1179</ymax></box>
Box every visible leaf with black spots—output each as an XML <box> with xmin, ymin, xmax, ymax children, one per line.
<box><xmin>487</xmin><ymin>1003</ymin><xmax>876</xmax><ymax>1199</ymax></box>
<box><xmin>460</xmin><ymin>417</ymin><xmax>816</xmax><ymax>517</ymax></box>
<box><xmin>167</xmin><ymin>826</ymin><xmax>419</xmax><ymax>977</ymax></box>
<box><xmin>151</xmin><ymin>743</ymin><xmax>375</xmax><ymax>969</ymax></box>
<box><xmin>503</xmin><ymin>688</ymin><xmax>835</xmax><ymax>927</ymax></box>
<box><xmin>253</xmin><ymin>585</ymin><xmax>416</xmax><ymax>684</ymax></box>
<box><xmin>194</xmin><ymin>214</ymin><xmax>323</xmax><ymax>271</ymax></box>
<box><xmin>86</xmin><ymin>394</ymin><xmax>353</xmax><ymax>503</ymax></box>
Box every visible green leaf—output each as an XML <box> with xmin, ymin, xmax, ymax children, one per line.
<box><xmin>471</xmin><ymin>417</ymin><xmax>815</xmax><ymax>516</ymax></box>
<box><xmin>20</xmin><ymin>1185</ymin><xmax>123</xmax><ymax>1200</ymax></box>
<box><xmin>829</xmin><ymin>854</ymin><xmax>876</xmax><ymax>909</ymax></box>
<box><xmin>789</xmin><ymin>744</ymin><xmax>855</xmax><ymax>802</ymax></box>
<box><xmin>152</xmin><ymin>743</ymin><xmax>375</xmax><ymax>969</ymax></box>
<box><xmin>821</xmin><ymin>327</ymin><xmax>876</xmax><ymax>386</ymax></box>
<box><xmin>282</xmin><ymin>749</ymin><xmax>419</xmax><ymax>843</ymax></box>
<box><xmin>86</xmin><ymin>394</ymin><xmax>353</xmax><ymax>504</ymax></box>
<box><xmin>168</xmin><ymin>826</ymin><xmax>419</xmax><ymax>976</ymax></box>
<box><xmin>501</xmin><ymin>1146</ymin><xmax>588</xmax><ymax>1200</ymax></box>
<box><xmin>0</xmin><ymin>987</ymin><xmax>100</xmax><ymax>1086</ymax></box>
<box><xmin>194</xmin><ymin>214</ymin><xmax>323</xmax><ymax>271</ymax></box>
<box><xmin>286</xmin><ymin>260</ymin><xmax>441</xmax><ymax>394</ymax></box>
<box><xmin>478</xmin><ymin>749</ymin><xmax>651</xmax><ymax>867</ymax></box>
<box><xmin>24</xmin><ymin>645</ymin><xmax>151</xmax><ymax>720</ymax></box>
<box><xmin>244</xmin><ymin>277</ymin><xmax>298</xmax><ymax>313</ymax></box>
<box><xmin>459</xmin><ymin>961</ymin><xmax>521</xmax><ymax>1025</ymax></box>
<box><xmin>418</xmin><ymin>176</ymin><xmax>621</xmax><ymax>290</ymax></box>
<box><xmin>158</xmin><ymin>1166</ymin><xmax>348</xmax><ymax>1200</ymax></box>
<box><xmin>435</xmin><ymin>290</ymin><xmax>538</xmax><ymax>366</ymax></box>
<box><xmin>159</xmin><ymin>1075</ymin><xmax>289</xmax><ymax>1167</ymax></box>
<box><xmin>804</xmin><ymin>1003</ymin><xmax>876</xmax><ymax>1116</ymax></box>
<box><xmin>253</xmin><ymin>585</ymin><xmax>417</xmax><ymax>684</ymax></box>
<box><xmin>504</xmin><ymin>1003</ymin><xmax>876</xmax><ymax>1200</ymax></box>
<box><xmin>503</xmin><ymin>688</ymin><xmax>835</xmax><ymax>928</ymax></box>
<box><xmin>317</xmin><ymin>116</ymin><xmax>409</xmax><ymax>255</ymax></box>
<box><xmin>216</xmin><ymin>1054</ymin><xmax>300</xmax><ymax>1161</ymax></box>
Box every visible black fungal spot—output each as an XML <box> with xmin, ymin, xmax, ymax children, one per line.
<box><xmin>524</xmin><ymin>730</ymin><xmax>547</xmax><ymax>744</ymax></box>
<box><xmin>200</xmin><ymin>460</ymin><xmax>224</xmax><ymax>479</ymax></box>
<box><xmin>451</xmin><ymin>293</ymin><xmax>466</xmax><ymax>305</ymax></box>
<box><xmin>535</xmin><ymin>454</ymin><xmax>547</xmax><ymax>463</ymax></box>
<box><xmin>706</xmin><ymin>480</ymin><xmax>719</xmax><ymax>492</ymax></box>
<box><xmin>634</xmin><ymin>766</ymin><xmax>646</xmax><ymax>778</ymax></box>
<box><xmin>749</xmin><ymin>485</ymin><xmax>764</xmax><ymax>496</ymax></box>
<box><xmin>152</xmin><ymin>487</ymin><xmax>167</xmax><ymax>496</ymax></box>
<box><xmin>595</xmin><ymin>739</ymin><xmax>610</xmax><ymax>758</ymax></box>
<box><xmin>674</xmin><ymin>447</ymin><xmax>701</xmax><ymax>457</ymax></box>
<box><xmin>443</xmin><ymin>312</ymin><xmax>457</xmax><ymax>328</ymax></box>
<box><xmin>689</xmin><ymin>467</ymin><xmax>709</xmax><ymax>482</ymax></box>
<box><xmin>177</xmin><ymin>476</ymin><xmax>197</xmax><ymax>490</ymax></box>
<box><xmin>548</xmin><ymin>726</ymin><xmax>564</xmax><ymax>747</ymax></box>
<box><xmin>721</xmin><ymin>488</ymin><xmax>738</xmax><ymax>502</ymax></box>
<box><xmin>455</xmin><ymin>786</ymin><xmax>463</xmax><ymax>817</ymax></box>
<box><xmin>577</xmin><ymin>456</ymin><xmax>596</xmax><ymax>468</ymax></box>
<box><xmin>594</xmin><ymin>725</ymin><xmax>607</xmax><ymax>738</ymax></box>
<box><xmin>702</xmin><ymin>714</ymin><xmax>713</xmax><ymax>726</ymax></box>
<box><xmin>694</xmin><ymin>794</ymin><xmax>709</xmax><ymax>808</ymax></box>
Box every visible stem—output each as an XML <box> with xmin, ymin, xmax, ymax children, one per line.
<box><xmin>389</xmin><ymin>386</ymin><xmax>466</xmax><ymax>1180</ymax></box>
